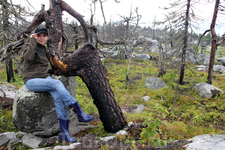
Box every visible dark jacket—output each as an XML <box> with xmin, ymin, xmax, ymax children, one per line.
<box><xmin>23</xmin><ymin>37</ymin><xmax>50</xmax><ymax>83</ymax></box>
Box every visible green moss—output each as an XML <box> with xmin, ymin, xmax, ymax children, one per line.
<box><xmin>1</xmin><ymin>56</ymin><xmax>225</xmax><ymax>141</ymax></box>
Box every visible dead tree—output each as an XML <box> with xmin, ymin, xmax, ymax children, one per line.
<box><xmin>179</xmin><ymin>0</ymin><xmax>191</xmax><ymax>85</ymax></box>
<box><xmin>119</xmin><ymin>7</ymin><xmax>141</xmax><ymax>82</ymax></box>
<box><xmin>207</xmin><ymin>0</ymin><xmax>220</xmax><ymax>84</ymax></box>
<box><xmin>1</xmin><ymin>0</ymin><xmax>15</xmax><ymax>82</ymax></box>
<box><xmin>1</xmin><ymin>0</ymin><xmax>126</xmax><ymax>132</ymax></box>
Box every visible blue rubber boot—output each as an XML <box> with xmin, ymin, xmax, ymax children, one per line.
<box><xmin>69</xmin><ymin>102</ymin><xmax>94</xmax><ymax>122</ymax></box>
<box><xmin>58</xmin><ymin>119</ymin><xmax>77</xmax><ymax>143</ymax></box>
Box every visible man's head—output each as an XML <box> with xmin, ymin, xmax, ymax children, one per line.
<box><xmin>35</xmin><ymin>28</ymin><xmax>48</xmax><ymax>45</ymax></box>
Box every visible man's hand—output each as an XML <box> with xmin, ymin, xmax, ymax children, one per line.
<box><xmin>30</xmin><ymin>33</ymin><xmax>37</xmax><ymax>39</ymax></box>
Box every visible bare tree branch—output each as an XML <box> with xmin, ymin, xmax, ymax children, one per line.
<box><xmin>195</xmin><ymin>29</ymin><xmax>210</xmax><ymax>52</ymax></box>
<box><xmin>99</xmin><ymin>0</ymin><xmax>107</xmax><ymax>24</ymax></box>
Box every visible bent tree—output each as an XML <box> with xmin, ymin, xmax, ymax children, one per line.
<box><xmin>1</xmin><ymin>0</ymin><xmax>127</xmax><ymax>132</ymax></box>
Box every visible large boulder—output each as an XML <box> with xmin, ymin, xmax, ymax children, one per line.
<box><xmin>213</xmin><ymin>65</ymin><xmax>225</xmax><ymax>74</ymax></box>
<box><xmin>145</xmin><ymin>77</ymin><xmax>168</xmax><ymax>90</ymax></box>
<box><xmin>192</xmin><ymin>82</ymin><xmax>224</xmax><ymax>98</ymax></box>
<box><xmin>13</xmin><ymin>76</ymin><xmax>79</xmax><ymax>136</ymax></box>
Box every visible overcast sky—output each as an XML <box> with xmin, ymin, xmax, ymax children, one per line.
<box><xmin>12</xmin><ymin>0</ymin><xmax>225</xmax><ymax>35</ymax></box>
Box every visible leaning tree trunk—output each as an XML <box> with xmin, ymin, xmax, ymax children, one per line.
<box><xmin>15</xmin><ymin>0</ymin><xmax>127</xmax><ymax>132</ymax></box>
<box><xmin>52</xmin><ymin>43</ymin><xmax>127</xmax><ymax>132</ymax></box>
<box><xmin>207</xmin><ymin>0</ymin><xmax>219</xmax><ymax>84</ymax></box>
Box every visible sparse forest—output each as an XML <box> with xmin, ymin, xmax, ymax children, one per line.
<box><xmin>1</xmin><ymin>0</ymin><xmax>225</xmax><ymax>149</ymax></box>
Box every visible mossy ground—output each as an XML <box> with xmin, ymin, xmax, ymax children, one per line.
<box><xmin>1</xmin><ymin>47</ymin><xmax>225</xmax><ymax>148</ymax></box>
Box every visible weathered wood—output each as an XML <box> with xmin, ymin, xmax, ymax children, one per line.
<box><xmin>52</xmin><ymin>43</ymin><xmax>127</xmax><ymax>132</ymax></box>
<box><xmin>179</xmin><ymin>0</ymin><xmax>190</xmax><ymax>85</ymax></box>
<box><xmin>15</xmin><ymin>0</ymin><xmax>127</xmax><ymax>132</ymax></box>
<box><xmin>207</xmin><ymin>0</ymin><xmax>220</xmax><ymax>84</ymax></box>
<box><xmin>6</xmin><ymin>57</ymin><xmax>15</xmax><ymax>82</ymax></box>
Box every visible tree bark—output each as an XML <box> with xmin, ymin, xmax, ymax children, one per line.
<box><xmin>2</xmin><ymin>0</ymin><xmax>15</xmax><ymax>82</ymax></box>
<box><xmin>6</xmin><ymin>57</ymin><xmax>15</xmax><ymax>82</ymax></box>
<box><xmin>52</xmin><ymin>43</ymin><xmax>127</xmax><ymax>132</ymax></box>
<box><xmin>207</xmin><ymin>0</ymin><xmax>220</xmax><ymax>84</ymax></box>
<box><xmin>16</xmin><ymin>0</ymin><xmax>127</xmax><ymax>132</ymax></box>
<box><xmin>179</xmin><ymin>0</ymin><xmax>190</xmax><ymax>85</ymax></box>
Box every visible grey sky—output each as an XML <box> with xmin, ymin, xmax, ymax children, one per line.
<box><xmin>13</xmin><ymin>0</ymin><xmax>225</xmax><ymax>34</ymax></box>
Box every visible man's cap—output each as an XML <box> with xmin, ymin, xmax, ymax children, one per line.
<box><xmin>35</xmin><ymin>27</ymin><xmax>48</xmax><ymax>35</ymax></box>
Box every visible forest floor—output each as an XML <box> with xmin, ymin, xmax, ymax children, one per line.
<box><xmin>1</xmin><ymin>57</ymin><xmax>225</xmax><ymax>149</ymax></box>
<box><xmin>0</xmin><ymin>96</ymin><xmax>192</xmax><ymax>149</ymax></box>
<box><xmin>73</xmin><ymin>113</ymin><xmax>192</xmax><ymax>150</ymax></box>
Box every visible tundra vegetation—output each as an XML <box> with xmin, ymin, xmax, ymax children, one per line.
<box><xmin>1</xmin><ymin>0</ymin><xmax>225</xmax><ymax>149</ymax></box>
<box><xmin>1</xmin><ymin>44</ymin><xmax>225</xmax><ymax>148</ymax></box>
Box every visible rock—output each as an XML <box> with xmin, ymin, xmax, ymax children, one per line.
<box><xmin>195</xmin><ymin>65</ymin><xmax>207</xmax><ymax>71</ymax></box>
<box><xmin>68</xmin><ymin>115</ymin><xmax>96</xmax><ymax>136</ymax></box>
<box><xmin>142</xmin><ymin>96</ymin><xmax>151</xmax><ymax>101</ymax></box>
<box><xmin>213</xmin><ymin>65</ymin><xmax>225</xmax><ymax>74</ymax></box>
<box><xmin>134</xmin><ymin>104</ymin><xmax>145</xmax><ymax>113</ymax></box>
<box><xmin>185</xmin><ymin>50</ymin><xmax>210</xmax><ymax>65</ymax></box>
<box><xmin>128</xmin><ymin>122</ymin><xmax>134</xmax><ymax>127</ymax></box>
<box><xmin>145</xmin><ymin>77</ymin><xmax>168</xmax><ymax>90</ymax></box>
<box><xmin>133</xmin><ymin>36</ymin><xmax>146</xmax><ymax>47</ymax></box>
<box><xmin>192</xmin><ymin>82</ymin><xmax>224</xmax><ymax>98</ymax></box>
<box><xmin>22</xmin><ymin>133</ymin><xmax>44</xmax><ymax>149</ymax></box>
<box><xmin>217</xmin><ymin>58</ymin><xmax>225</xmax><ymax>66</ymax></box>
<box><xmin>1</xmin><ymin>132</ymin><xmax>16</xmax><ymax>139</ymax></box>
<box><xmin>0</xmin><ymin>83</ymin><xmax>17</xmax><ymax>99</ymax></box>
<box><xmin>7</xmin><ymin>138</ymin><xmax>22</xmax><ymax>150</ymax></box>
<box><xmin>132</xmin><ymin>53</ymin><xmax>150</xmax><ymax>61</ymax></box>
<box><xmin>13</xmin><ymin>76</ymin><xmax>77</xmax><ymax>136</ymax></box>
<box><xmin>133</xmin><ymin>36</ymin><xmax>158</xmax><ymax>52</ymax></box>
<box><xmin>197</xmin><ymin>53</ymin><xmax>210</xmax><ymax>65</ymax></box>
<box><xmin>121</xmin><ymin>105</ymin><xmax>145</xmax><ymax>114</ymax></box>
<box><xmin>100</xmin><ymin>46</ymin><xmax>121</xmax><ymax>59</ymax></box>
<box><xmin>148</xmin><ymin>39</ymin><xmax>158</xmax><ymax>53</ymax></box>
<box><xmin>116</xmin><ymin>130</ymin><xmax>128</xmax><ymax>136</ymax></box>
<box><xmin>53</xmin><ymin>142</ymin><xmax>82</xmax><ymax>150</ymax></box>
<box><xmin>0</xmin><ymin>134</ymin><xmax>10</xmax><ymax>147</ymax></box>
<box><xmin>38</xmin><ymin>136</ymin><xmax>58</xmax><ymax>147</ymax></box>
<box><xmin>100</xmin><ymin>136</ymin><xmax>115</xmax><ymax>142</ymax></box>
<box><xmin>13</xmin><ymin>85</ymin><xmax>60</xmax><ymax>134</ymax></box>
<box><xmin>184</xmin><ymin>134</ymin><xmax>225</xmax><ymax>150</ymax></box>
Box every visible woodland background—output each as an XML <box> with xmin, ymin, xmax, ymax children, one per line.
<box><xmin>0</xmin><ymin>0</ymin><xmax>225</xmax><ymax>149</ymax></box>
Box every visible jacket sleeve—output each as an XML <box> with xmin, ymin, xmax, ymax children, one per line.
<box><xmin>23</xmin><ymin>37</ymin><xmax>37</xmax><ymax>61</ymax></box>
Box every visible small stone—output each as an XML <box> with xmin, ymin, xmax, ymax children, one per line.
<box><xmin>142</xmin><ymin>96</ymin><xmax>151</xmax><ymax>101</ymax></box>
<box><xmin>128</xmin><ymin>122</ymin><xmax>134</xmax><ymax>127</ymax></box>
<box><xmin>22</xmin><ymin>133</ymin><xmax>44</xmax><ymax>149</ymax></box>
<box><xmin>116</xmin><ymin>130</ymin><xmax>128</xmax><ymax>136</ymax></box>
<box><xmin>53</xmin><ymin>142</ymin><xmax>81</xmax><ymax>150</ymax></box>
<box><xmin>1</xmin><ymin>132</ymin><xmax>16</xmax><ymax>140</ymax></box>
<box><xmin>100</xmin><ymin>136</ymin><xmax>115</xmax><ymax>142</ymax></box>
<box><xmin>134</xmin><ymin>104</ymin><xmax>145</xmax><ymax>113</ymax></box>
